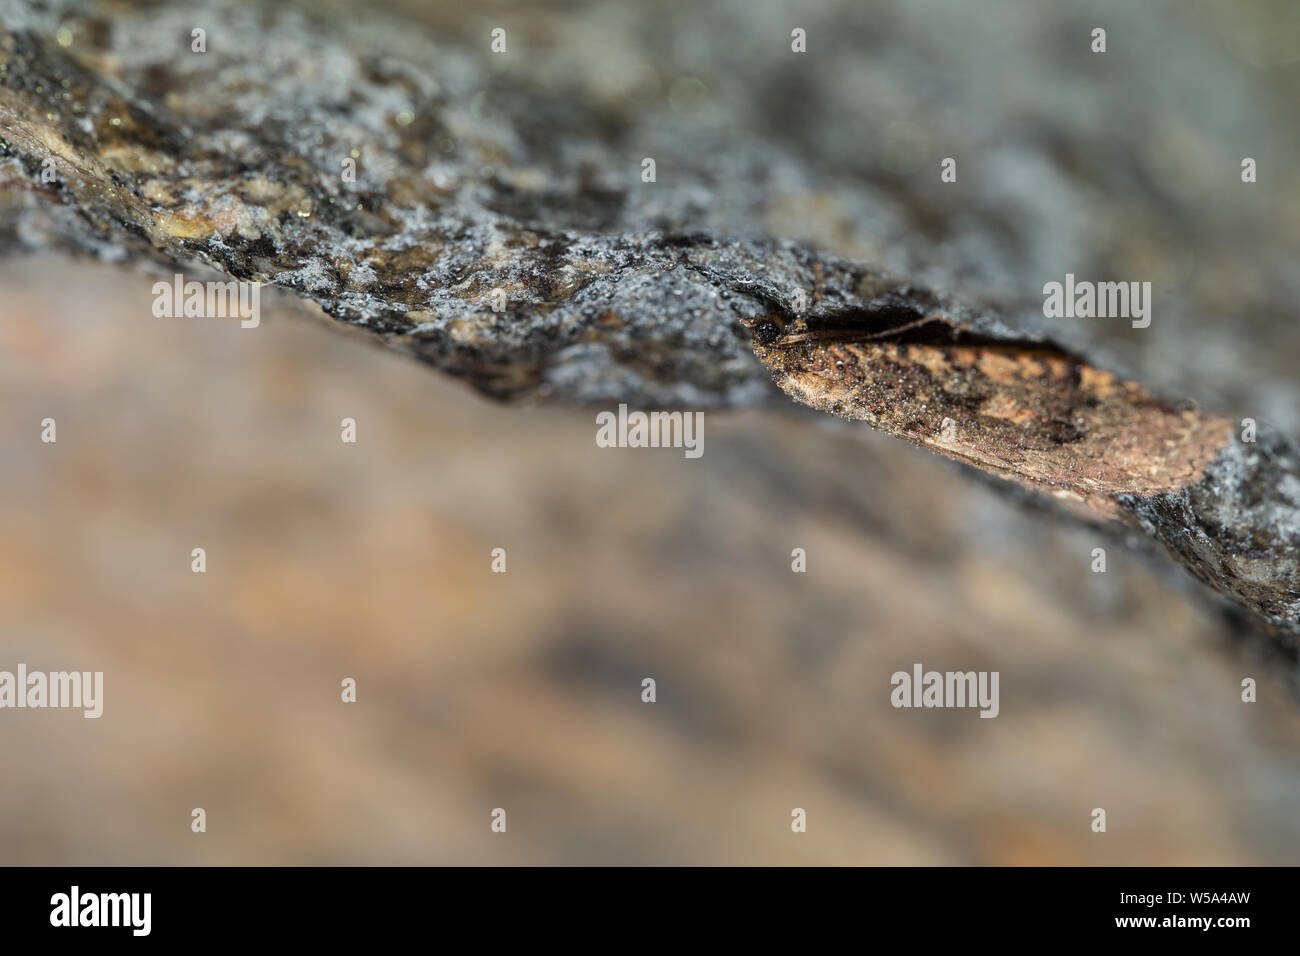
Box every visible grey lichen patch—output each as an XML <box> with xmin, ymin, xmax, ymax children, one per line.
<box><xmin>1119</xmin><ymin>436</ymin><xmax>1300</xmax><ymax>638</ymax></box>
<box><xmin>0</xmin><ymin>0</ymin><xmax>919</xmax><ymax>405</ymax></box>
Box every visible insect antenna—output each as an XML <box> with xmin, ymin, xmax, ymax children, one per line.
<box><xmin>770</xmin><ymin>313</ymin><xmax>948</xmax><ymax>348</ymax></box>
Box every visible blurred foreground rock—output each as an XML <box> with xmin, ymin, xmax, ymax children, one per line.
<box><xmin>3</xmin><ymin>256</ymin><xmax>1300</xmax><ymax>864</ymax></box>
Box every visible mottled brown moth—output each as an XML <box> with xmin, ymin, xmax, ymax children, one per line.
<box><xmin>744</xmin><ymin>304</ymin><xmax>1233</xmax><ymax>517</ymax></box>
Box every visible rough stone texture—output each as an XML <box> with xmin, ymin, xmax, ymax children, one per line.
<box><xmin>1</xmin><ymin>0</ymin><xmax>1297</xmax><ymax>635</ymax></box>
<box><xmin>1121</xmin><ymin>436</ymin><xmax>1300</xmax><ymax>635</ymax></box>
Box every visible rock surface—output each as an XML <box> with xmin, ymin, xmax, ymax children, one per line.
<box><xmin>1</xmin><ymin>0</ymin><xmax>1297</xmax><ymax>632</ymax></box>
